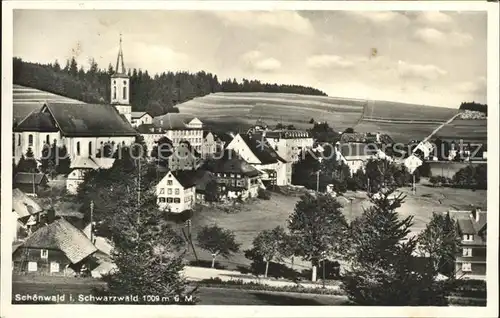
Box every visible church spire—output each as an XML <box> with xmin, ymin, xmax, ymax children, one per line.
<box><xmin>115</xmin><ymin>33</ymin><xmax>126</xmax><ymax>75</ymax></box>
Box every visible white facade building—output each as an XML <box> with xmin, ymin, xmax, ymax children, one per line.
<box><xmin>66</xmin><ymin>157</ymin><xmax>115</xmax><ymax>194</ymax></box>
<box><xmin>156</xmin><ymin>170</ymin><xmax>197</xmax><ymax>213</ymax></box>
<box><xmin>153</xmin><ymin>114</ymin><xmax>204</xmax><ymax>152</ymax></box>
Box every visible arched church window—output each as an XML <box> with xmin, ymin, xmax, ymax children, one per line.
<box><xmin>88</xmin><ymin>142</ymin><xmax>93</xmax><ymax>156</ymax></box>
<box><xmin>46</xmin><ymin>135</ymin><xmax>50</xmax><ymax>144</ymax></box>
<box><xmin>28</xmin><ymin>134</ymin><xmax>33</xmax><ymax>146</ymax></box>
<box><xmin>123</xmin><ymin>86</ymin><xmax>127</xmax><ymax>100</ymax></box>
<box><xmin>113</xmin><ymin>86</ymin><xmax>117</xmax><ymax>100</ymax></box>
<box><xmin>76</xmin><ymin>142</ymin><xmax>81</xmax><ymax>156</ymax></box>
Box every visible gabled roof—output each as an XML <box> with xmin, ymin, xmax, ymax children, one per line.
<box><xmin>42</xmin><ymin>102</ymin><xmax>137</xmax><ymax>137</ymax></box>
<box><xmin>14</xmin><ymin>172</ymin><xmax>47</xmax><ymax>185</ymax></box>
<box><xmin>211</xmin><ymin>149</ymin><xmax>261</xmax><ymax>177</ymax></box>
<box><xmin>14</xmin><ymin>110</ymin><xmax>59</xmax><ymax>132</ymax></box>
<box><xmin>340</xmin><ymin>143</ymin><xmax>378</xmax><ymax>160</ymax></box>
<box><xmin>153</xmin><ymin>113</ymin><xmax>200</xmax><ymax>130</ymax></box>
<box><xmin>131</xmin><ymin>111</ymin><xmax>151</xmax><ymax>119</ymax></box>
<box><xmin>70</xmin><ymin>157</ymin><xmax>115</xmax><ymax>170</ymax></box>
<box><xmin>449</xmin><ymin>209</ymin><xmax>487</xmax><ymax>245</ymax></box>
<box><xmin>136</xmin><ymin>123</ymin><xmax>167</xmax><ymax>134</ymax></box>
<box><xmin>12</xmin><ymin>188</ymin><xmax>43</xmax><ymax>219</ymax></box>
<box><xmin>20</xmin><ymin>218</ymin><xmax>97</xmax><ymax>264</ymax></box>
<box><xmin>239</xmin><ymin>134</ymin><xmax>287</xmax><ymax>164</ymax></box>
<box><xmin>172</xmin><ymin>170</ymin><xmax>198</xmax><ymax>189</ymax></box>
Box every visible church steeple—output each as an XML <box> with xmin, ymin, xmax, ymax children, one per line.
<box><xmin>115</xmin><ymin>33</ymin><xmax>127</xmax><ymax>76</ymax></box>
<box><xmin>111</xmin><ymin>34</ymin><xmax>132</xmax><ymax>124</ymax></box>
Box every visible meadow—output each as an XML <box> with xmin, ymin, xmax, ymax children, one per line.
<box><xmin>354</xmin><ymin>120</ymin><xmax>440</xmax><ymax>143</ymax></box>
<box><xmin>362</xmin><ymin>100</ymin><xmax>460</xmax><ymax>122</ymax></box>
<box><xmin>434</xmin><ymin>118</ymin><xmax>487</xmax><ymax>144</ymax></box>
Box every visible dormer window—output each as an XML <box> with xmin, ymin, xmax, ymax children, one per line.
<box><xmin>463</xmin><ymin>234</ymin><xmax>474</xmax><ymax>242</ymax></box>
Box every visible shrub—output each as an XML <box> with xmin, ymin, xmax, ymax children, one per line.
<box><xmin>257</xmin><ymin>188</ymin><xmax>271</xmax><ymax>200</ymax></box>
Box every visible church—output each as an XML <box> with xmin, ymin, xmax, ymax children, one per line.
<box><xmin>13</xmin><ymin>37</ymin><xmax>138</xmax><ymax>163</ymax></box>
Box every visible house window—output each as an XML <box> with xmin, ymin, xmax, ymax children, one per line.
<box><xmin>159</xmin><ymin>197</ymin><xmax>166</xmax><ymax>203</ymax></box>
<box><xmin>174</xmin><ymin>198</ymin><xmax>181</xmax><ymax>203</ymax></box>
<box><xmin>167</xmin><ymin>197</ymin><xmax>174</xmax><ymax>203</ymax></box>
<box><xmin>175</xmin><ymin>188</ymin><xmax>180</xmax><ymax>195</ymax></box>
<box><xmin>159</xmin><ymin>188</ymin><xmax>165</xmax><ymax>194</ymax></box>
<box><xmin>230</xmin><ymin>174</ymin><xmax>235</xmax><ymax>178</ymax></box>
<box><xmin>461</xmin><ymin>262</ymin><xmax>472</xmax><ymax>272</ymax></box>
<box><xmin>18</xmin><ymin>134</ymin><xmax>21</xmax><ymax>146</ymax></box>
<box><xmin>462</xmin><ymin>248</ymin><xmax>473</xmax><ymax>257</ymax></box>
<box><xmin>463</xmin><ymin>234</ymin><xmax>474</xmax><ymax>242</ymax></box>
<box><xmin>50</xmin><ymin>262</ymin><xmax>60</xmax><ymax>273</ymax></box>
<box><xmin>76</xmin><ymin>142</ymin><xmax>81</xmax><ymax>156</ymax></box>
<box><xmin>28</xmin><ymin>262</ymin><xmax>37</xmax><ymax>272</ymax></box>
<box><xmin>113</xmin><ymin>86</ymin><xmax>117</xmax><ymax>99</ymax></box>
<box><xmin>28</xmin><ymin>134</ymin><xmax>33</xmax><ymax>146</ymax></box>
<box><xmin>88</xmin><ymin>141</ymin><xmax>93</xmax><ymax>156</ymax></box>
<box><xmin>167</xmin><ymin>180</ymin><xmax>173</xmax><ymax>185</ymax></box>
<box><xmin>46</xmin><ymin>135</ymin><xmax>50</xmax><ymax>144</ymax></box>
<box><xmin>40</xmin><ymin>249</ymin><xmax>48</xmax><ymax>259</ymax></box>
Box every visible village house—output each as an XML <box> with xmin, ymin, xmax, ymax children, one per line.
<box><xmin>449</xmin><ymin>208</ymin><xmax>487</xmax><ymax>281</ymax></box>
<box><xmin>12</xmin><ymin>215</ymin><xmax>97</xmax><ymax>276</ymax></box>
<box><xmin>12</xmin><ymin>188</ymin><xmax>44</xmax><ymax>241</ymax></box>
<box><xmin>66</xmin><ymin>157</ymin><xmax>115</xmax><ymax>194</ymax></box>
<box><xmin>13</xmin><ymin>172</ymin><xmax>49</xmax><ymax>196</ymax></box>
<box><xmin>130</xmin><ymin>111</ymin><xmax>153</xmax><ymax>127</ymax></box>
<box><xmin>156</xmin><ymin>170</ymin><xmax>197</xmax><ymax>213</ymax></box>
<box><xmin>261</xmin><ymin>130</ymin><xmax>314</xmax><ymax>163</ymax></box>
<box><xmin>193</xmin><ymin>170</ymin><xmax>217</xmax><ymax>203</ymax></box>
<box><xmin>136</xmin><ymin>124</ymin><xmax>169</xmax><ymax>157</ymax></box>
<box><xmin>12</xmin><ymin>37</ymin><xmax>138</xmax><ymax>164</ymax></box>
<box><xmin>153</xmin><ymin>113</ymin><xmax>204</xmax><ymax>152</ymax></box>
<box><xmin>210</xmin><ymin>149</ymin><xmax>263</xmax><ymax>200</ymax></box>
<box><xmin>336</xmin><ymin>143</ymin><xmax>389</xmax><ymax>175</ymax></box>
<box><xmin>201</xmin><ymin>131</ymin><xmax>226</xmax><ymax>159</ymax></box>
<box><xmin>225</xmin><ymin>133</ymin><xmax>288</xmax><ymax>187</ymax></box>
<box><xmin>168</xmin><ymin>140</ymin><xmax>202</xmax><ymax>171</ymax></box>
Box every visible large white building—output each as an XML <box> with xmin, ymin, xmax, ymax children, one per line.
<box><xmin>156</xmin><ymin>170</ymin><xmax>197</xmax><ymax>213</ymax></box>
<box><xmin>152</xmin><ymin>114</ymin><xmax>204</xmax><ymax>152</ymax></box>
<box><xmin>13</xmin><ymin>36</ymin><xmax>138</xmax><ymax>164</ymax></box>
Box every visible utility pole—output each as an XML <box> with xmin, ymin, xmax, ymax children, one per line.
<box><xmin>137</xmin><ymin>158</ymin><xmax>141</xmax><ymax>205</ymax></box>
<box><xmin>322</xmin><ymin>258</ymin><xmax>326</xmax><ymax>288</ymax></box>
<box><xmin>90</xmin><ymin>200</ymin><xmax>94</xmax><ymax>244</ymax></box>
<box><xmin>316</xmin><ymin>170</ymin><xmax>320</xmax><ymax>192</ymax></box>
<box><xmin>412</xmin><ymin>173</ymin><xmax>416</xmax><ymax>195</ymax></box>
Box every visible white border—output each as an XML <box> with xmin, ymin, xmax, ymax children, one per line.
<box><xmin>1</xmin><ymin>2</ymin><xmax>499</xmax><ymax>318</ymax></box>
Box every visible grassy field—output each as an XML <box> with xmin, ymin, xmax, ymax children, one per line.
<box><xmin>434</xmin><ymin>118</ymin><xmax>487</xmax><ymax>144</ymax></box>
<box><xmin>180</xmin><ymin>185</ymin><xmax>486</xmax><ymax>271</ymax></box>
<box><xmin>362</xmin><ymin>100</ymin><xmax>459</xmax><ymax>122</ymax></box>
<box><xmin>427</xmin><ymin>162</ymin><xmax>485</xmax><ymax>178</ymax></box>
<box><xmin>354</xmin><ymin>120</ymin><xmax>440</xmax><ymax>143</ymax></box>
<box><xmin>177</xmin><ymin>92</ymin><xmax>365</xmax><ymax>132</ymax></box>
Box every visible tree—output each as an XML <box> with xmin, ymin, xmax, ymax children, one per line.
<box><xmin>55</xmin><ymin>145</ymin><xmax>72</xmax><ymax>175</ymax></box>
<box><xmin>309</xmin><ymin>118</ymin><xmax>315</xmax><ymax>124</ymax></box>
<box><xmin>96</xmin><ymin>143</ymin><xmax>113</xmax><ymax>158</ymax></box>
<box><xmin>17</xmin><ymin>148</ymin><xmax>38</xmax><ymax>173</ymax></box>
<box><xmin>204</xmin><ymin>180</ymin><xmax>221</xmax><ymax>203</ymax></box>
<box><xmin>151</xmin><ymin>137</ymin><xmax>173</xmax><ymax>167</ymax></box>
<box><xmin>132</xmin><ymin>135</ymin><xmax>148</xmax><ymax>158</ymax></box>
<box><xmin>344</xmin><ymin>127</ymin><xmax>354</xmax><ymax>134</ymax></box>
<box><xmin>96</xmin><ymin>191</ymin><xmax>195</xmax><ymax>303</ymax></box>
<box><xmin>342</xmin><ymin>188</ymin><xmax>448</xmax><ymax>305</ymax></box>
<box><xmin>287</xmin><ymin>193</ymin><xmax>347</xmax><ymax>281</ymax></box>
<box><xmin>69</xmin><ymin>57</ymin><xmax>78</xmax><ymax>77</ymax></box>
<box><xmin>417</xmin><ymin>212</ymin><xmax>459</xmax><ymax>277</ymax></box>
<box><xmin>251</xmin><ymin>227</ymin><xmax>288</xmax><ymax>277</ymax></box>
<box><xmin>196</xmin><ymin>225</ymin><xmax>240</xmax><ymax>268</ymax></box>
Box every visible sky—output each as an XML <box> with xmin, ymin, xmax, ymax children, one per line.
<box><xmin>13</xmin><ymin>10</ymin><xmax>487</xmax><ymax>108</ymax></box>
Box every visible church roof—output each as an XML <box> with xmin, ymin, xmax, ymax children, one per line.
<box><xmin>42</xmin><ymin>102</ymin><xmax>137</xmax><ymax>137</ymax></box>
<box><xmin>14</xmin><ymin>111</ymin><xmax>59</xmax><ymax>132</ymax></box>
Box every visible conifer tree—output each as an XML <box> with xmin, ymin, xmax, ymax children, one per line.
<box><xmin>342</xmin><ymin>188</ymin><xmax>448</xmax><ymax>305</ymax></box>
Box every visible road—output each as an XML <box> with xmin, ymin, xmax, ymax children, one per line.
<box><xmin>11</xmin><ymin>276</ymin><xmax>348</xmax><ymax>306</ymax></box>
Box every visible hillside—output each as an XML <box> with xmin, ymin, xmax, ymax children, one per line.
<box><xmin>176</xmin><ymin>92</ymin><xmax>366</xmax><ymax>131</ymax></box>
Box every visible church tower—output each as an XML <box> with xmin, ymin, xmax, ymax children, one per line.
<box><xmin>111</xmin><ymin>34</ymin><xmax>132</xmax><ymax>123</ymax></box>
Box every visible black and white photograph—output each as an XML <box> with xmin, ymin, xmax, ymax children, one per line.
<box><xmin>1</xmin><ymin>1</ymin><xmax>498</xmax><ymax>317</ymax></box>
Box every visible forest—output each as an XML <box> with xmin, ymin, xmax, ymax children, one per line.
<box><xmin>13</xmin><ymin>57</ymin><xmax>327</xmax><ymax>117</ymax></box>
<box><xmin>459</xmin><ymin>101</ymin><xmax>487</xmax><ymax>115</ymax></box>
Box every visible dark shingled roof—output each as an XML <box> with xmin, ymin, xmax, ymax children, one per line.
<box><xmin>264</xmin><ymin>130</ymin><xmax>312</xmax><ymax>139</ymax></box>
<box><xmin>449</xmin><ymin>209</ymin><xmax>487</xmax><ymax>245</ymax></box>
<box><xmin>136</xmin><ymin>123</ymin><xmax>167</xmax><ymax>134</ymax></box>
<box><xmin>42</xmin><ymin>102</ymin><xmax>137</xmax><ymax>137</ymax></box>
<box><xmin>14</xmin><ymin>111</ymin><xmax>59</xmax><ymax>132</ymax></box>
<box><xmin>217</xmin><ymin>132</ymin><xmax>235</xmax><ymax>145</ymax></box>
<box><xmin>14</xmin><ymin>173</ymin><xmax>48</xmax><ymax>185</ymax></box>
<box><xmin>131</xmin><ymin>111</ymin><xmax>151</xmax><ymax>119</ymax></box>
<box><xmin>240</xmin><ymin>134</ymin><xmax>287</xmax><ymax>164</ymax></box>
<box><xmin>172</xmin><ymin>170</ymin><xmax>198</xmax><ymax>189</ymax></box>
<box><xmin>153</xmin><ymin>113</ymin><xmax>199</xmax><ymax>130</ymax></box>
<box><xmin>212</xmin><ymin>149</ymin><xmax>261</xmax><ymax>177</ymax></box>
<box><xmin>20</xmin><ymin>218</ymin><xmax>97</xmax><ymax>264</ymax></box>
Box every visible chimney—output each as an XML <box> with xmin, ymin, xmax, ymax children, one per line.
<box><xmin>46</xmin><ymin>207</ymin><xmax>56</xmax><ymax>224</ymax></box>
